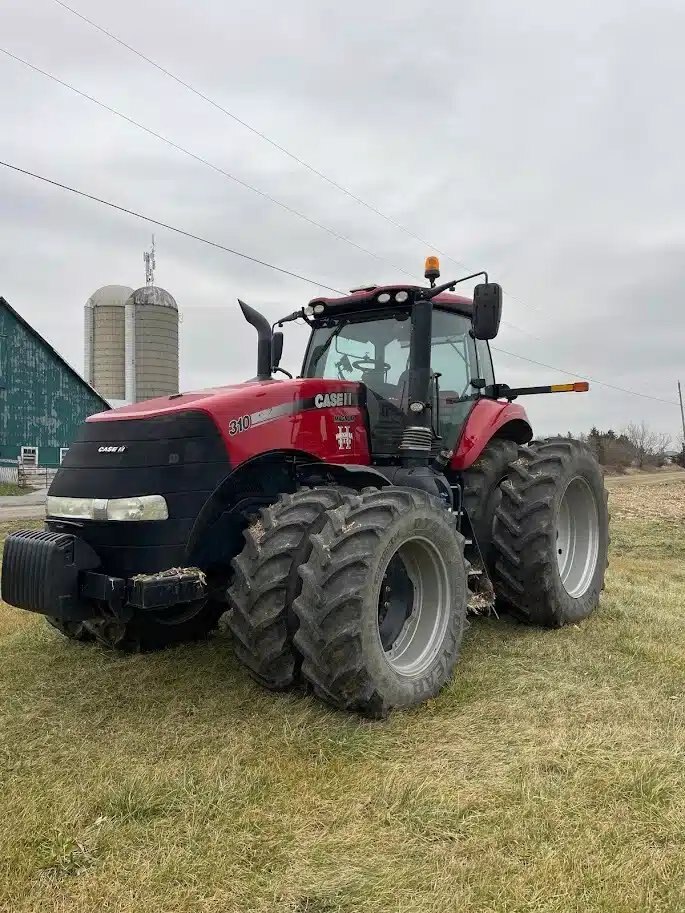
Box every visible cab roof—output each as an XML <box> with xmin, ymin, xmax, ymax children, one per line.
<box><xmin>308</xmin><ymin>285</ymin><xmax>473</xmax><ymax>316</ymax></box>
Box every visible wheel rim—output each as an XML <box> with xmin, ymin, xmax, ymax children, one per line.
<box><xmin>377</xmin><ymin>536</ymin><xmax>451</xmax><ymax>678</ymax></box>
<box><xmin>556</xmin><ymin>476</ymin><xmax>600</xmax><ymax>598</ymax></box>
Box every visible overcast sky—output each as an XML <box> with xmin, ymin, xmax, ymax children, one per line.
<box><xmin>1</xmin><ymin>0</ymin><xmax>683</xmax><ymax>440</ymax></box>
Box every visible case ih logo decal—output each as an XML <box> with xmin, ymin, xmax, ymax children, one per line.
<box><xmin>335</xmin><ymin>426</ymin><xmax>353</xmax><ymax>450</ymax></box>
<box><xmin>314</xmin><ymin>392</ymin><xmax>355</xmax><ymax>409</ymax></box>
<box><xmin>97</xmin><ymin>445</ymin><xmax>126</xmax><ymax>453</ymax></box>
<box><xmin>229</xmin><ymin>392</ymin><xmax>360</xmax><ymax>435</ymax></box>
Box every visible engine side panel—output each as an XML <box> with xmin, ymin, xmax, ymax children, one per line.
<box><xmin>218</xmin><ymin>381</ymin><xmax>370</xmax><ymax>466</ymax></box>
<box><xmin>88</xmin><ymin>378</ymin><xmax>371</xmax><ymax>468</ymax></box>
<box><xmin>450</xmin><ymin>399</ymin><xmax>532</xmax><ymax>470</ymax></box>
<box><xmin>48</xmin><ymin>381</ymin><xmax>372</xmax><ymax>577</ymax></box>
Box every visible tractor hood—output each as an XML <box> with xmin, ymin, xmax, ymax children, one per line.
<box><xmin>88</xmin><ymin>377</ymin><xmax>287</xmax><ymax>424</ymax></box>
<box><xmin>87</xmin><ymin>377</ymin><xmax>371</xmax><ymax>468</ymax></box>
<box><xmin>49</xmin><ymin>377</ymin><xmax>370</xmax><ymax>578</ymax></box>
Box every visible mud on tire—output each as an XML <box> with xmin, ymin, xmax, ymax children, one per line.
<box><xmin>293</xmin><ymin>487</ymin><xmax>468</xmax><ymax>718</ymax></box>
<box><xmin>492</xmin><ymin>438</ymin><xmax>609</xmax><ymax>626</ymax></box>
<box><xmin>227</xmin><ymin>487</ymin><xmax>351</xmax><ymax>690</ymax></box>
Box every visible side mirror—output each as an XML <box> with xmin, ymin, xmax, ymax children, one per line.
<box><xmin>271</xmin><ymin>331</ymin><xmax>284</xmax><ymax>369</ymax></box>
<box><xmin>472</xmin><ymin>283</ymin><xmax>502</xmax><ymax>340</ymax></box>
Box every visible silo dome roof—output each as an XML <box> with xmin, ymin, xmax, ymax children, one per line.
<box><xmin>86</xmin><ymin>285</ymin><xmax>134</xmax><ymax>308</ymax></box>
<box><xmin>127</xmin><ymin>286</ymin><xmax>178</xmax><ymax>310</ymax></box>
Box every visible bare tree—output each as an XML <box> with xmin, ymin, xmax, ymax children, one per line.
<box><xmin>623</xmin><ymin>421</ymin><xmax>671</xmax><ymax>468</ymax></box>
<box><xmin>653</xmin><ymin>432</ymin><xmax>672</xmax><ymax>464</ymax></box>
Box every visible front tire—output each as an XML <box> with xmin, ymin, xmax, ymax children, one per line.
<box><xmin>492</xmin><ymin>438</ymin><xmax>609</xmax><ymax>626</ymax></box>
<box><xmin>293</xmin><ymin>488</ymin><xmax>468</xmax><ymax>718</ymax></box>
<box><xmin>226</xmin><ymin>487</ymin><xmax>351</xmax><ymax>690</ymax></box>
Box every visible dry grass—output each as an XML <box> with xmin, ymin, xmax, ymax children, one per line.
<box><xmin>0</xmin><ymin>478</ymin><xmax>684</xmax><ymax>913</ymax></box>
<box><xmin>0</xmin><ymin>482</ymin><xmax>26</xmax><ymax>497</ymax></box>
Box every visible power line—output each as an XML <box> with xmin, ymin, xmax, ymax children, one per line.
<box><xmin>46</xmin><ymin>0</ymin><xmax>546</xmax><ymax>317</ymax></box>
<box><xmin>0</xmin><ymin>47</ymin><xmax>543</xmax><ymax>341</ymax></box>
<box><xmin>0</xmin><ymin>46</ymin><xmax>416</xmax><ymax>282</ymax></box>
<box><xmin>4</xmin><ymin>48</ymin><xmax>549</xmax><ymax>337</ymax></box>
<box><xmin>2</xmin><ymin>158</ymin><xmax>676</xmax><ymax>410</ymax></box>
<box><xmin>0</xmin><ymin>48</ymin><xmax>542</xmax><ymax>331</ymax></box>
<box><xmin>492</xmin><ymin>346</ymin><xmax>680</xmax><ymax>408</ymax></box>
<box><xmin>0</xmin><ymin>160</ymin><xmax>343</xmax><ymax>293</ymax></box>
<box><xmin>1</xmin><ymin>46</ymin><xmax>539</xmax><ymax>336</ymax></box>
<box><xmin>48</xmin><ymin>0</ymin><xmax>484</xmax><ymax>280</ymax></box>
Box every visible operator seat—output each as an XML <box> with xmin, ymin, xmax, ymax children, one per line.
<box><xmin>359</xmin><ymin>370</ymin><xmax>399</xmax><ymax>401</ymax></box>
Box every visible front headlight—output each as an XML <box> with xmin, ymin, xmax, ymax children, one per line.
<box><xmin>46</xmin><ymin>495</ymin><xmax>168</xmax><ymax>522</ymax></box>
<box><xmin>106</xmin><ymin>496</ymin><xmax>168</xmax><ymax>521</ymax></box>
<box><xmin>45</xmin><ymin>496</ymin><xmax>94</xmax><ymax>520</ymax></box>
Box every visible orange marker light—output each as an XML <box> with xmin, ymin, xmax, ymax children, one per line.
<box><xmin>424</xmin><ymin>255</ymin><xmax>440</xmax><ymax>282</ymax></box>
<box><xmin>573</xmin><ymin>381</ymin><xmax>590</xmax><ymax>392</ymax></box>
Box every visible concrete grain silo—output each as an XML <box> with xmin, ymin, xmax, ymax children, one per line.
<box><xmin>84</xmin><ymin>285</ymin><xmax>134</xmax><ymax>400</ymax></box>
<box><xmin>84</xmin><ymin>240</ymin><xmax>179</xmax><ymax>404</ymax></box>
<box><xmin>124</xmin><ymin>286</ymin><xmax>179</xmax><ymax>402</ymax></box>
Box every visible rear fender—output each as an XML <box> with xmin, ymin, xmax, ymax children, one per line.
<box><xmin>451</xmin><ymin>400</ymin><xmax>532</xmax><ymax>471</ymax></box>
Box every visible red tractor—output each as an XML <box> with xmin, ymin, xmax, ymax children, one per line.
<box><xmin>2</xmin><ymin>258</ymin><xmax>609</xmax><ymax>717</ymax></box>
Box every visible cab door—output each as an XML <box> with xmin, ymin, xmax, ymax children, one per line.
<box><xmin>429</xmin><ymin>309</ymin><xmax>478</xmax><ymax>448</ymax></box>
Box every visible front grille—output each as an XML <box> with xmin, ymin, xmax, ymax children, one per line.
<box><xmin>47</xmin><ymin>411</ymin><xmax>231</xmax><ymax>577</ymax></box>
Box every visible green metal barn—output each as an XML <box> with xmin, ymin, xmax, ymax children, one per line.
<box><xmin>0</xmin><ymin>296</ymin><xmax>109</xmax><ymax>467</ymax></box>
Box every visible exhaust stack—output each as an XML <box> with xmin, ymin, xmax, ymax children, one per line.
<box><xmin>238</xmin><ymin>299</ymin><xmax>272</xmax><ymax>381</ymax></box>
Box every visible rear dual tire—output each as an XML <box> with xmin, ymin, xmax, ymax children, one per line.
<box><xmin>462</xmin><ymin>438</ymin><xmax>518</xmax><ymax>566</ymax></box>
<box><xmin>492</xmin><ymin>438</ymin><xmax>609</xmax><ymax>626</ymax></box>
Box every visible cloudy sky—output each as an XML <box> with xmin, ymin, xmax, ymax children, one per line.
<box><xmin>1</xmin><ymin>0</ymin><xmax>683</xmax><ymax>440</ymax></box>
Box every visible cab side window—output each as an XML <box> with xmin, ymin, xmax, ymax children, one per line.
<box><xmin>475</xmin><ymin>338</ymin><xmax>495</xmax><ymax>386</ymax></box>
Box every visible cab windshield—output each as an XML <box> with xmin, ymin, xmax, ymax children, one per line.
<box><xmin>303</xmin><ymin>308</ymin><xmax>478</xmax><ymax>445</ymax></box>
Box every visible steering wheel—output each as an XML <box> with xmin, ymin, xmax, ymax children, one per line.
<box><xmin>351</xmin><ymin>357</ymin><xmax>391</xmax><ymax>372</ymax></box>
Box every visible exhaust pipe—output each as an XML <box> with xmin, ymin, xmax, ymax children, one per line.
<box><xmin>238</xmin><ymin>299</ymin><xmax>272</xmax><ymax>381</ymax></box>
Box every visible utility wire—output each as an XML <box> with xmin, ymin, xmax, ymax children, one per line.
<box><xmin>0</xmin><ymin>47</ymin><xmax>416</xmax><ymax>282</ymax></box>
<box><xmin>492</xmin><ymin>346</ymin><xmax>680</xmax><ymax>407</ymax></box>
<box><xmin>2</xmin><ymin>158</ymin><xmax>677</xmax><ymax>408</ymax></box>
<box><xmin>47</xmin><ymin>0</ymin><xmax>547</xmax><ymax>316</ymax></box>
<box><xmin>0</xmin><ymin>160</ymin><xmax>343</xmax><ymax>293</ymax></box>
<box><xmin>0</xmin><ymin>46</ymin><xmax>535</xmax><ymax>333</ymax></box>
<box><xmin>49</xmin><ymin>0</ymin><xmax>488</xmax><ymax>280</ymax></box>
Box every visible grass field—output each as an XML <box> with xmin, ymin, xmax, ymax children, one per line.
<box><xmin>1</xmin><ymin>475</ymin><xmax>683</xmax><ymax>912</ymax></box>
<box><xmin>0</xmin><ymin>482</ymin><xmax>27</xmax><ymax>497</ymax></box>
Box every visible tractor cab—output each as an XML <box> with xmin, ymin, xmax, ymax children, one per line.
<box><xmin>274</xmin><ymin>258</ymin><xmax>504</xmax><ymax>467</ymax></box>
<box><xmin>301</xmin><ymin>285</ymin><xmax>491</xmax><ymax>461</ymax></box>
